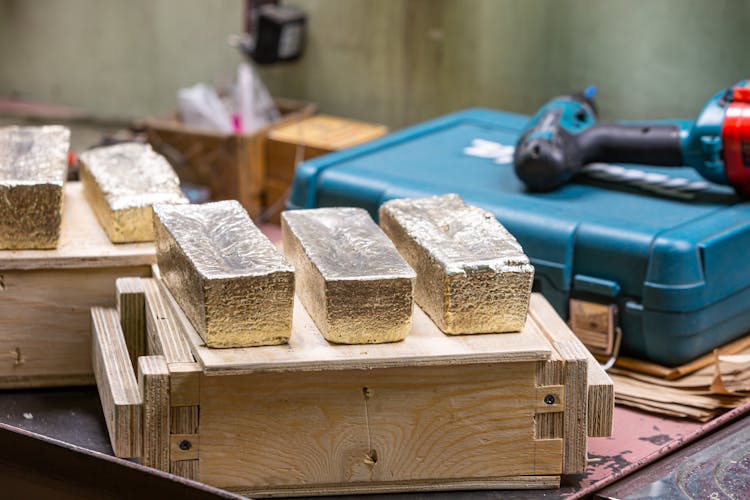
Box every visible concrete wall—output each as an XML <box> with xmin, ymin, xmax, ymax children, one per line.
<box><xmin>2</xmin><ymin>0</ymin><xmax>748</xmax><ymax>128</ymax></box>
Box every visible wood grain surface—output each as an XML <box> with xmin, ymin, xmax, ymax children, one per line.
<box><xmin>138</xmin><ymin>355</ymin><xmax>170</xmax><ymax>471</ymax></box>
<box><xmin>0</xmin><ymin>266</ymin><xmax>150</xmax><ymax>387</ymax></box>
<box><xmin>198</xmin><ymin>362</ymin><xmax>563</xmax><ymax>490</ymax></box>
<box><xmin>162</xmin><ymin>282</ymin><xmax>552</xmax><ymax>375</ymax></box>
<box><xmin>91</xmin><ymin>307</ymin><xmax>141</xmax><ymax>458</ymax></box>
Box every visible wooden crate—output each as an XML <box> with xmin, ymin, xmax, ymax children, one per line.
<box><xmin>145</xmin><ymin>99</ymin><xmax>316</xmax><ymax>219</ymax></box>
<box><xmin>264</xmin><ymin>115</ymin><xmax>388</xmax><ymax>223</ymax></box>
<box><xmin>93</xmin><ymin>274</ymin><xmax>613</xmax><ymax>497</ymax></box>
<box><xmin>0</xmin><ymin>182</ymin><xmax>153</xmax><ymax>389</ymax></box>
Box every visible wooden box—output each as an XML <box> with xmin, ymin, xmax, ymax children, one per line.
<box><xmin>93</xmin><ymin>273</ymin><xmax>613</xmax><ymax>497</ymax></box>
<box><xmin>0</xmin><ymin>182</ymin><xmax>153</xmax><ymax>389</ymax></box>
<box><xmin>145</xmin><ymin>99</ymin><xmax>316</xmax><ymax>220</ymax></box>
<box><xmin>264</xmin><ymin>115</ymin><xmax>388</xmax><ymax>223</ymax></box>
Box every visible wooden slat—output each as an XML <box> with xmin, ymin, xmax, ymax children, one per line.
<box><xmin>142</xmin><ymin>279</ymin><xmax>194</xmax><ymax>364</ymax></box>
<box><xmin>0</xmin><ymin>182</ymin><xmax>155</xmax><ymax>271</ymax></box>
<box><xmin>528</xmin><ymin>294</ymin><xmax>590</xmax><ymax>474</ymax></box>
<box><xmin>116</xmin><ymin>277</ymin><xmax>147</xmax><ymax>371</ymax></box>
<box><xmin>0</xmin><ymin>266</ymin><xmax>150</xmax><ymax>388</ymax></box>
<box><xmin>234</xmin><ymin>475</ymin><xmax>561</xmax><ymax>498</ymax></box>
<box><xmin>198</xmin><ymin>363</ymin><xmax>562</xmax><ymax>490</ymax></box>
<box><xmin>138</xmin><ymin>355</ymin><xmax>170</xmax><ymax>471</ymax></box>
<box><xmin>91</xmin><ymin>307</ymin><xmax>142</xmax><ymax>458</ymax></box>
<box><xmin>529</xmin><ymin>294</ymin><xmax>614</xmax><ymax>439</ymax></box>
<box><xmin>160</xmin><ymin>282</ymin><xmax>552</xmax><ymax>376</ymax></box>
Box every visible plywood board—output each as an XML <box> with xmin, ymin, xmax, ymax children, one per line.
<box><xmin>138</xmin><ymin>355</ymin><xmax>170</xmax><ymax>471</ymax></box>
<box><xmin>198</xmin><ymin>363</ymin><xmax>563</xmax><ymax>491</ymax></box>
<box><xmin>0</xmin><ymin>266</ymin><xmax>150</xmax><ymax>388</ymax></box>
<box><xmin>234</xmin><ymin>476</ymin><xmax>560</xmax><ymax>498</ymax></box>
<box><xmin>117</xmin><ymin>277</ymin><xmax>147</xmax><ymax>371</ymax></box>
<box><xmin>160</xmin><ymin>283</ymin><xmax>552</xmax><ymax>375</ymax></box>
<box><xmin>91</xmin><ymin>307</ymin><xmax>141</xmax><ymax>458</ymax></box>
<box><xmin>0</xmin><ymin>182</ymin><xmax>155</xmax><ymax>271</ymax></box>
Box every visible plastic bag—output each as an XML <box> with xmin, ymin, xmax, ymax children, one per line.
<box><xmin>177</xmin><ymin>83</ymin><xmax>233</xmax><ymax>133</ymax></box>
<box><xmin>234</xmin><ymin>62</ymin><xmax>280</xmax><ymax>134</ymax></box>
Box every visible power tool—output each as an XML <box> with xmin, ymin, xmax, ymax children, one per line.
<box><xmin>514</xmin><ymin>80</ymin><xmax>750</xmax><ymax>196</ymax></box>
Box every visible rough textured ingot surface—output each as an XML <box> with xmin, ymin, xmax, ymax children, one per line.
<box><xmin>380</xmin><ymin>194</ymin><xmax>534</xmax><ymax>334</ymax></box>
<box><xmin>154</xmin><ymin>200</ymin><xmax>294</xmax><ymax>348</ymax></box>
<box><xmin>0</xmin><ymin>125</ymin><xmax>69</xmax><ymax>249</ymax></box>
<box><xmin>281</xmin><ymin>207</ymin><xmax>416</xmax><ymax>344</ymax></box>
<box><xmin>79</xmin><ymin>143</ymin><xmax>188</xmax><ymax>243</ymax></box>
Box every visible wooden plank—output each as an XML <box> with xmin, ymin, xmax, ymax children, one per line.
<box><xmin>138</xmin><ymin>355</ymin><xmax>170</xmax><ymax>471</ymax></box>
<box><xmin>142</xmin><ymin>279</ymin><xmax>194</xmax><ymax>364</ymax></box>
<box><xmin>0</xmin><ymin>266</ymin><xmax>151</xmax><ymax>387</ymax></box>
<box><xmin>160</xmin><ymin>282</ymin><xmax>551</xmax><ymax>375</ymax></box>
<box><xmin>235</xmin><ymin>475</ymin><xmax>561</xmax><ymax>497</ymax></box>
<box><xmin>198</xmin><ymin>363</ymin><xmax>562</xmax><ymax>490</ymax></box>
<box><xmin>116</xmin><ymin>277</ymin><xmax>147</xmax><ymax>371</ymax></box>
<box><xmin>0</xmin><ymin>182</ymin><xmax>155</xmax><ymax>270</ymax></box>
<box><xmin>529</xmin><ymin>294</ymin><xmax>614</xmax><ymax>439</ymax></box>
<box><xmin>91</xmin><ymin>307</ymin><xmax>142</xmax><ymax>458</ymax></box>
<box><xmin>529</xmin><ymin>294</ymin><xmax>588</xmax><ymax>474</ymax></box>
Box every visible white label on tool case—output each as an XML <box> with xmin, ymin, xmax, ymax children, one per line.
<box><xmin>463</xmin><ymin>139</ymin><xmax>515</xmax><ymax>164</ymax></box>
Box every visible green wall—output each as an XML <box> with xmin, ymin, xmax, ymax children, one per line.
<box><xmin>2</xmin><ymin>0</ymin><xmax>749</xmax><ymax>129</ymax></box>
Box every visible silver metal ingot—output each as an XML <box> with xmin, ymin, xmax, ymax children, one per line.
<box><xmin>379</xmin><ymin>194</ymin><xmax>534</xmax><ymax>334</ymax></box>
<box><xmin>154</xmin><ymin>201</ymin><xmax>295</xmax><ymax>348</ymax></box>
<box><xmin>0</xmin><ymin>125</ymin><xmax>69</xmax><ymax>249</ymax></box>
<box><xmin>79</xmin><ymin>143</ymin><xmax>188</xmax><ymax>243</ymax></box>
<box><xmin>281</xmin><ymin>207</ymin><xmax>416</xmax><ymax>344</ymax></box>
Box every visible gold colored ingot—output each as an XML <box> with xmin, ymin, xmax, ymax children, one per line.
<box><xmin>154</xmin><ymin>200</ymin><xmax>294</xmax><ymax>348</ymax></box>
<box><xmin>79</xmin><ymin>143</ymin><xmax>188</xmax><ymax>243</ymax></box>
<box><xmin>379</xmin><ymin>194</ymin><xmax>534</xmax><ymax>334</ymax></box>
<box><xmin>281</xmin><ymin>207</ymin><xmax>416</xmax><ymax>344</ymax></box>
<box><xmin>0</xmin><ymin>125</ymin><xmax>69</xmax><ymax>249</ymax></box>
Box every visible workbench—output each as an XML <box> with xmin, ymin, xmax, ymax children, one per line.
<box><xmin>1</xmin><ymin>388</ymin><xmax>748</xmax><ymax>498</ymax></box>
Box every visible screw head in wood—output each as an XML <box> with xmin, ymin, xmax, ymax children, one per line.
<box><xmin>544</xmin><ymin>394</ymin><xmax>556</xmax><ymax>405</ymax></box>
<box><xmin>179</xmin><ymin>440</ymin><xmax>192</xmax><ymax>451</ymax></box>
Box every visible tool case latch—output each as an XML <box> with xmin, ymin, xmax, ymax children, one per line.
<box><xmin>572</xmin><ymin>274</ymin><xmax>621</xmax><ymax>298</ymax></box>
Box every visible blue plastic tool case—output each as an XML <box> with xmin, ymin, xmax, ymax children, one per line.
<box><xmin>288</xmin><ymin>109</ymin><xmax>750</xmax><ymax>366</ymax></box>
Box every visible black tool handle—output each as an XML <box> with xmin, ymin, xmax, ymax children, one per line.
<box><xmin>578</xmin><ymin>123</ymin><xmax>684</xmax><ymax>166</ymax></box>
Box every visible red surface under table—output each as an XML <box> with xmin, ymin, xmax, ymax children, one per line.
<box><xmin>564</xmin><ymin>402</ymin><xmax>750</xmax><ymax>498</ymax></box>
